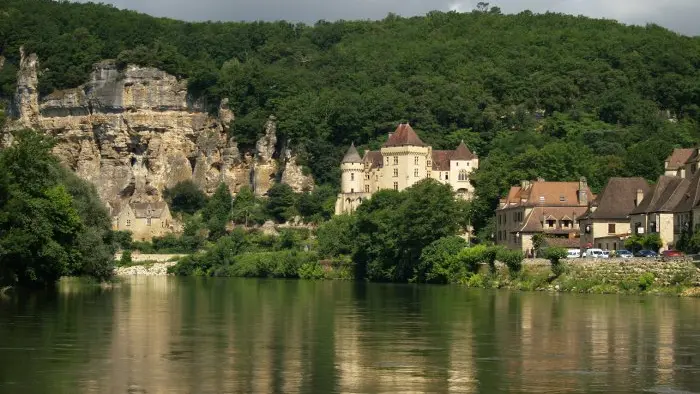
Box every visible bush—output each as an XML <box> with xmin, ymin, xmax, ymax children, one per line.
<box><xmin>298</xmin><ymin>262</ymin><xmax>326</xmax><ymax>280</ymax></box>
<box><xmin>638</xmin><ymin>272</ymin><xmax>655</xmax><ymax>291</ymax></box>
<box><xmin>467</xmin><ymin>273</ymin><xmax>487</xmax><ymax>288</ymax></box>
<box><xmin>484</xmin><ymin>245</ymin><xmax>502</xmax><ymax>273</ymax></box>
<box><xmin>119</xmin><ymin>250</ymin><xmax>133</xmax><ymax>267</ymax></box>
<box><xmin>456</xmin><ymin>245</ymin><xmax>488</xmax><ymax>274</ymax></box>
<box><xmin>545</xmin><ymin>247</ymin><xmax>568</xmax><ymax>277</ymax></box>
<box><xmin>498</xmin><ymin>249</ymin><xmax>524</xmax><ymax>275</ymax></box>
<box><xmin>415</xmin><ymin>236</ymin><xmax>468</xmax><ymax>283</ymax></box>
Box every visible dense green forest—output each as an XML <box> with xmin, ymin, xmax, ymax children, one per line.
<box><xmin>1</xmin><ymin>0</ymin><xmax>700</xmax><ymax>237</ymax></box>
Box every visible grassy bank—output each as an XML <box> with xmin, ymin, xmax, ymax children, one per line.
<box><xmin>461</xmin><ymin>259</ymin><xmax>700</xmax><ymax>297</ymax></box>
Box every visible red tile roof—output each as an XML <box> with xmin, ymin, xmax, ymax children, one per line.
<box><xmin>383</xmin><ymin>123</ymin><xmax>426</xmax><ymax>147</ymax></box>
<box><xmin>499</xmin><ymin>180</ymin><xmax>593</xmax><ymax>209</ymax></box>
<box><xmin>432</xmin><ymin>150</ymin><xmax>452</xmax><ymax>171</ymax></box>
<box><xmin>363</xmin><ymin>151</ymin><xmax>383</xmax><ymax>169</ymax></box>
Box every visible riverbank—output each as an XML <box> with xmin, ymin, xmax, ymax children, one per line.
<box><xmin>114</xmin><ymin>261</ymin><xmax>177</xmax><ymax>276</ymax></box>
<box><xmin>470</xmin><ymin>258</ymin><xmax>700</xmax><ymax>296</ymax></box>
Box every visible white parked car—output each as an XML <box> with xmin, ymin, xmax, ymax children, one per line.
<box><xmin>585</xmin><ymin>248</ymin><xmax>607</xmax><ymax>259</ymax></box>
<box><xmin>566</xmin><ymin>249</ymin><xmax>581</xmax><ymax>258</ymax></box>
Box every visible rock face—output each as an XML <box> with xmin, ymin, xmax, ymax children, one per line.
<box><xmin>281</xmin><ymin>147</ymin><xmax>314</xmax><ymax>192</ymax></box>
<box><xmin>5</xmin><ymin>52</ymin><xmax>313</xmax><ymax>209</ymax></box>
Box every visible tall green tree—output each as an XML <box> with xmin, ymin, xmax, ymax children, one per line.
<box><xmin>202</xmin><ymin>183</ymin><xmax>233</xmax><ymax>240</ymax></box>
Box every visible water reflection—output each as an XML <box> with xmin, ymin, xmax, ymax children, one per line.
<box><xmin>1</xmin><ymin>278</ymin><xmax>700</xmax><ymax>393</ymax></box>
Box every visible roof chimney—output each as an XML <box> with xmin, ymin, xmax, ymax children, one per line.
<box><xmin>578</xmin><ymin>177</ymin><xmax>588</xmax><ymax>206</ymax></box>
<box><xmin>636</xmin><ymin>189</ymin><xmax>644</xmax><ymax>207</ymax></box>
<box><xmin>520</xmin><ymin>180</ymin><xmax>531</xmax><ymax>189</ymax></box>
<box><xmin>537</xmin><ymin>177</ymin><xmax>545</xmax><ymax>182</ymax></box>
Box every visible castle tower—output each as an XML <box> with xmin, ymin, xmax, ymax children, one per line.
<box><xmin>341</xmin><ymin>143</ymin><xmax>364</xmax><ymax>194</ymax></box>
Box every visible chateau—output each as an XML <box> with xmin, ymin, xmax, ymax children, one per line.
<box><xmin>335</xmin><ymin>123</ymin><xmax>479</xmax><ymax>215</ymax></box>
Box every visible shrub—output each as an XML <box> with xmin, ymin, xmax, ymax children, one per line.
<box><xmin>415</xmin><ymin>236</ymin><xmax>468</xmax><ymax>283</ymax></box>
<box><xmin>545</xmin><ymin>247</ymin><xmax>568</xmax><ymax>277</ymax></box>
<box><xmin>638</xmin><ymin>272</ymin><xmax>655</xmax><ymax>291</ymax></box>
<box><xmin>467</xmin><ymin>273</ymin><xmax>487</xmax><ymax>288</ymax></box>
<box><xmin>484</xmin><ymin>245</ymin><xmax>502</xmax><ymax>273</ymax></box>
<box><xmin>456</xmin><ymin>245</ymin><xmax>488</xmax><ymax>274</ymax></box>
<box><xmin>298</xmin><ymin>262</ymin><xmax>326</xmax><ymax>280</ymax></box>
<box><xmin>118</xmin><ymin>250</ymin><xmax>133</xmax><ymax>267</ymax></box>
<box><xmin>498</xmin><ymin>249</ymin><xmax>524</xmax><ymax>275</ymax></box>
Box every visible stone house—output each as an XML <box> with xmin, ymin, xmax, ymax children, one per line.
<box><xmin>111</xmin><ymin>201</ymin><xmax>174</xmax><ymax>241</ymax></box>
<box><xmin>578</xmin><ymin>177</ymin><xmax>649</xmax><ymax>251</ymax></box>
<box><xmin>495</xmin><ymin>178</ymin><xmax>593</xmax><ymax>253</ymax></box>
<box><xmin>335</xmin><ymin>123</ymin><xmax>479</xmax><ymax>215</ymax></box>
<box><xmin>628</xmin><ymin>174</ymin><xmax>700</xmax><ymax>251</ymax></box>
<box><xmin>664</xmin><ymin>148</ymin><xmax>694</xmax><ymax>178</ymax></box>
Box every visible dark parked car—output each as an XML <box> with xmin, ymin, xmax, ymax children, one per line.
<box><xmin>662</xmin><ymin>250</ymin><xmax>684</xmax><ymax>258</ymax></box>
<box><xmin>635</xmin><ymin>250</ymin><xmax>658</xmax><ymax>258</ymax></box>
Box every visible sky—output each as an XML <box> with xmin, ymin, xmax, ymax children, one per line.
<box><xmin>74</xmin><ymin>0</ymin><xmax>700</xmax><ymax>36</ymax></box>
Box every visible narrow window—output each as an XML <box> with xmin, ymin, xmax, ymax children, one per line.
<box><xmin>365</xmin><ymin>185</ymin><xmax>370</xmax><ymax>193</ymax></box>
<box><xmin>393</xmin><ymin>168</ymin><xmax>399</xmax><ymax>177</ymax></box>
<box><xmin>414</xmin><ymin>156</ymin><xmax>419</xmax><ymax>165</ymax></box>
<box><xmin>393</xmin><ymin>182</ymin><xmax>398</xmax><ymax>191</ymax></box>
<box><xmin>351</xmin><ymin>188</ymin><xmax>354</xmax><ymax>193</ymax></box>
<box><xmin>351</xmin><ymin>173</ymin><xmax>354</xmax><ymax>181</ymax></box>
<box><xmin>394</xmin><ymin>156</ymin><xmax>398</xmax><ymax>165</ymax></box>
<box><xmin>126</xmin><ymin>220</ymin><xmax>131</xmax><ymax>227</ymax></box>
<box><xmin>445</xmin><ymin>172</ymin><xmax>449</xmax><ymax>180</ymax></box>
<box><xmin>459</xmin><ymin>170</ymin><xmax>468</xmax><ymax>181</ymax></box>
<box><xmin>414</xmin><ymin>169</ymin><xmax>419</xmax><ymax>177</ymax></box>
<box><xmin>147</xmin><ymin>218</ymin><xmax>152</xmax><ymax>227</ymax></box>
<box><xmin>608</xmin><ymin>223</ymin><xmax>616</xmax><ymax>234</ymax></box>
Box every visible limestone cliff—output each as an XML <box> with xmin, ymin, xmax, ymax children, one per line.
<box><xmin>5</xmin><ymin>51</ymin><xmax>313</xmax><ymax>210</ymax></box>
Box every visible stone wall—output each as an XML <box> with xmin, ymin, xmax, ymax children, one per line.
<box><xmin>564</xmin><ymin>258</ymin><xmax>700</xmax><ymax>286</ymax></box>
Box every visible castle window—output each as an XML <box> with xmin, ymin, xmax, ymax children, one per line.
<box><xmin>414</xmin><ymin>169</ymin><xmax>419</xmax><ymax>177</ymax></box>
<box><xmin>458</xmin><ymin>170</ymin><xmax>468</xmax><ymax>181</ymax></box>
<box><xmin>147</xmin><ymin>218</ymin><xmax>152</xmax><ymax>226</ymax></box>
<box><xmin>414</xmin><ymin>156</ymin><xmax>419</xmax><ymax>165</ymax></box>
<box><xmin>365</xmin><ymin>185</ymin><xmax>370</xmax><ymax>193</ymax></box>
<box><xmin>394</xmin><ymin>156</ymin><xmax>398</xmax><ymax>165</ymax></box>
<box><xmin>427</xmin><ymin>160</ymin><xmax>432</xmax><ymax>167</ymax></box>
<box><xmin>351</xmin><ymin>188</ymin><xmax>354</xmax><ymax>193</ymax></box>
<box><xmin>351</xmin><ymin>173</ymin><xmax>354</xmax><ymax>181</ymax></box>
<box><xmin>445</xmin><ymin>172</ymin><xmax>449</xmax><ymax>180</ymax></box>
<box><xmin>393</xmin><ymin>182</ymin><xmax>398</xmax><ymax>191</ymax></box>
<box><xmin>126</xmin><ymin>220</ymin><xmax>131</xmax><ymax>227</ymax></box>
<box><xmin>393</xmin><ymin>169</ymin><xmax>399</xmax><ymax>177</ymax></box>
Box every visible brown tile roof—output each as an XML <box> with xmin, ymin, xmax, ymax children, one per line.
<box><xmin>452</xmin><ymin>140</ymin><xmax>477</xmax><ymax>160</ymax></box>
<box><xmin>131</xmin><ymin>202</ymin><xmax>169</xmax><ymax>219</ymax></box>
<box><xmin>363</xmin><ymin>151</ymin><xmax>383</xmax><ymax>169</ymax></box>
<box><xmin>684</xmin><ymin>148</ymin><xmax>700</xmax><ymax>165</ymax></box>
<box><xmin>518</xmin><ymin>206</ymin><xmax>589</xmax><ymax>233</ymax></box>
<box><xmin>585</xmin><ymin>177</ymin><xmax>650</xmax><ymax>220</ymax></box>
<box><xmin>383</xmin><ymin>123</ymin><xmax>426</xmax><ymax>147</ymax></box>
<box><xmin>666</xmin><ymin>148</ymin><xmax>694</xmax><ymax>170</ymax></box>
<box><xmin>432</xmin><ymin>150</ymin><xmax>452</xmax><ymax>171</ymax></box>
<box><xmin>631</xmin><ymin>176</ymin><xmax>689</xmax><ymax>214</ymax></box>
<box><xmin>342</xmin><ymin>143</ymin><xmax>362</xmax><ymax>163</ymax></box>
<box><xmin>499</xmin><ymin>180</ymin><xmax>593</xmax><ymax>209</ymax></box>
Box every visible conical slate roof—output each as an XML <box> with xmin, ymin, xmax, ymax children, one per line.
<box><xmin>383</xmin><ymin>123</ymin><xmax>426</xmax><ymax>147</ymax></box>
<box><xmin>452</xmin><ymin>140</ymin><xmax>477</xmax><ymax>160</ymax></box>
<box><xmin>342</xmin><ymin>143</ymin><xmax>362</xmax><ymax>163</ymax></box>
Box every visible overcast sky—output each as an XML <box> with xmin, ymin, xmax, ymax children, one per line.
<box><xmin>75</xmin><ymin>0</ymin><xmax>700</xmax><ymax>36</ymax></box>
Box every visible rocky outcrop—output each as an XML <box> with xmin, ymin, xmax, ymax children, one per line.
<box><xmin>281</xmin><ymin>147</ymin><xmax>314</xmax><ymax>192</ymax></box>
<box><xmin>5</xmin><ymin>52</ymin><xmax>313</xmax><ymax>209</ymax></box>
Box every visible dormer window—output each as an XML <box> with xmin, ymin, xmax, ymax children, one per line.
<box><xmin>559</xmin><ymin>195</ymin><xmax>565</xmax><ymax>202</ymax></box>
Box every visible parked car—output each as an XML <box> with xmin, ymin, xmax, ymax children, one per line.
<box><xmin>566</xmin><ymin>249</ymin><xmax>581</xmax><ymax>259</ymax></box>
<box><xmin>616</xmin><ymin>250</ymin><xmax>634</xmax><ymax>259</ymax></box>
<box><xmin>635</xmin><ymin>250</ymin><xmax>658</xmax><ymax>258</ymax></box>
<box><xmin>662</xmin><ymin>250</ymin><xmax>684</xmax><ymax>258</ymax></box>
<box><xmin>585</xmin><ymin>248</ymin><xmax>606</xmax><ymax>259</ymax></box>
<box><xmin>601</xmin><ymin>250</ymin><xmax>610</xmax><ymax>259</ymax></box>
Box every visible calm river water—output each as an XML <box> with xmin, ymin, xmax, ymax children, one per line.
<box><xmin>1</xmin><ymin>277</ymin><xmax>700</xmax><ymax>393</ymax></box>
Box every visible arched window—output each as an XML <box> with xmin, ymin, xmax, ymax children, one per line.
<box><xmin>458</xmin><ymin>169</ymin><xmax>468</xmax><ymax>181</ymax></box>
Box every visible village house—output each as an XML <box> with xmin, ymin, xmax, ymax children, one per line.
<box><xmin>578</xmin><ymin>177</ymin><xmax>649</xmax><ymax>251</ymax></box>
<box><xmin>111</xmin><ymin>201</ymin><xmax>174</xmax><ymax>241</ymax></box>
<box><xmin>664</xmin><ymin>148</ymin><xmax>694</xmax><ymax>178</ymax></box>
<box><xmin>335</xmin><ymin>123</ymin><xmax>479</xmax><ymax>215</ymax></box>
<box><xmin>495</xmin><ymin>178</ymin><xmax>593</xmax><ymax>254</ymax></box>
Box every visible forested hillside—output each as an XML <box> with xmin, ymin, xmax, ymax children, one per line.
<box><xmin>1</xmin><ymin>0</ymin><xmax>700</xmax><ymax>237</ymax></box>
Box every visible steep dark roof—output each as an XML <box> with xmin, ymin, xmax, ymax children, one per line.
<box><xmin>666</xmin><ymin>148</ymin><xmax>694</xmax><ymax>170</ymax></box>
<box><xmin>452</xmin><ymin>140</ymin><xmax>477</xmax><ymax>160</ymax></box>
<box><xmin>383</xmin><ymin>123</ymin><xmax>426</xmax><ymax>147</ymax></box>
<box><xmin>342</xmin><ymin>143</ymin><xmax>362</xmax><ymax>163</ymax></box>
<box><xmin>674</xmin><ymin>172</ymin><xmax>700</xmax><ymax>213</ymax></box>
<box><xmin>363</xmin><ymin>150</ymin><xmax>383</xmax><ymax>168</ymax></box>
<box><xmin>631</xmin><ymin>176</ymin><xmax>689</xmax><ymax>214</ymax></box>
<box><xmin>585</xmin><ymin>177</ymin><xmax>650</xmax><ymax>220</ymax></box>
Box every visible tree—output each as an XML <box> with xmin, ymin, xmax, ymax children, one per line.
<box><xmin>0</xmin><ymin>130</ymin><xmax>114</xmax><ymax>288</ymax></box>
<box><xmin>202</xmin><ymin>183</ymin><xmax>233</xmax><ymax>240</ymax></box>
<box><xmin>164</xmin><ymin>180</ymin><xmax>208</xmax><ymax>215</ymax></box>
<box><xmin>266</xmin><ymin>183</ymin><xmax>297</xmax><ymax>223</ymax></box>
<box><xmin>414</xmin><ymin>236</ymin><xmax>467</xmax><ymax>283</ymax></box>
<box><xmin>317</xmin><ymin>214</ymin><xmax>355</xmax><ymax>258</ymax></box>
<box><xmin>231</xmin><ymin>186</ymin><xmax>266</xmax><ymax>226</ymax></box>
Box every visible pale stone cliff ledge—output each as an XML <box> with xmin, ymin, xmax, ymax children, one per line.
<box><xmin>4</xmin><ymin>50</ymin><xmax>313</xmax><ymax>208</ymax></box>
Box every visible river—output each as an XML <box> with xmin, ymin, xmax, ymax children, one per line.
<box><xmin>1</xmin><ymin>277</ymin><xmax>700</xmax><ymax>393</ymax></box>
